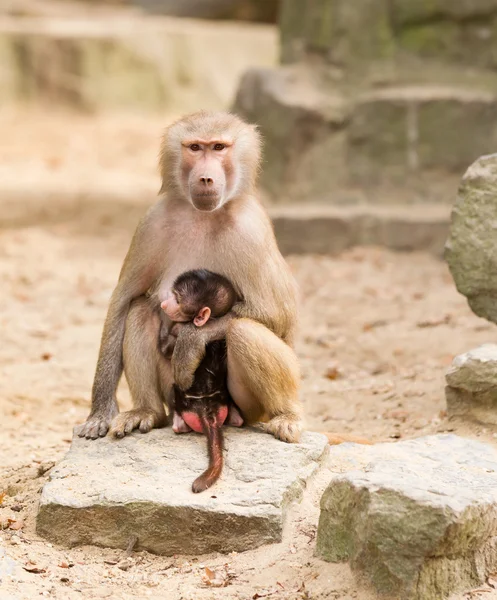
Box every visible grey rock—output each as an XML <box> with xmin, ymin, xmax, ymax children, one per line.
<box><xmin>234</xmin><ymin>66</ymin><xmax>497</xmax><ymax>205</ymax></box>
<box><xmin>233</xmin><ymin>66</ymin><xmax>349</xmax><ymax>203</ymax></box>
<box><xmin>446</xmin><ymin>154</ymin><xmax>497</xmax><ymax>323</ymax></box>
<box><xmin>271</xmin><ymin>204</ymin><xmax>450</xmax><ymax>256</ymax></box>
<box><xmin>37</xmin><ymin>428</ymin><xmax>328</xmax><ymax>555</ymax></box>
<box><xmin>316</xmin><ymin>434</ymin><xmax>497</xmax><ymax>600</ymax></box>
<box><xmin>446</xmin><ymin>344</ymin><xmax>497</xmax><ymax>424</ymax></box>
<box><xmin>280</xmin><ymin>0</ymin><xmax>497</xmax><ymax>70</ymax></box>
<box><xmin>0</xmin><ymin>545</ymin><xmax>23</xmax><ymax>582</ymax></box>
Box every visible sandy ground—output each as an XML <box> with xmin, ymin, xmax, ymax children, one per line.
<box><xmin>2</xmin><ymin>109</ymin><xmax>497</xmax><ymax>599</ymax></box>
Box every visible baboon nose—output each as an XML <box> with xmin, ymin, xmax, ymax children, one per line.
<box><xmin>200</xmin><ymin>177</ymin><xmax>214</xmax><ymax>186</ymax></box>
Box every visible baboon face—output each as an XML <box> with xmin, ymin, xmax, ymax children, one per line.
<box><xmin>180</xmin><ymin>139</ymin><xmax>235</xmax><ymax>211</ymax></box>
<box><xmin>160</xmin><ymin>111</ymin><xmax>262</xmax><ymax>212</ymax></box>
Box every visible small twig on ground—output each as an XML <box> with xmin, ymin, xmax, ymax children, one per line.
<box><xmin>125</xmin><ymin>535</ymin><xmax>138</xmax><ymax>557</ymax></box>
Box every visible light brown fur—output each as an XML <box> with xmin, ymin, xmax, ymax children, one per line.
<box><xmin>77</xmin><ymin>111</ymin><xmax>302</xmax><ymax>444</ymax></box>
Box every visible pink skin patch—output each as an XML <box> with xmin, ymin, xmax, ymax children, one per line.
<box><xmin>182</xmin><ymin>405</ymin><xmax>228</xmax><ymax>434</ymax></box>
<box><xmin>172</xmin><ymin>412</ymin><xmax>192</xmax><ymax>434</ymax></box>
<box><xmin>227</xmin><ymin>404</ymin><xmax>244</xmax><ymax>427</ymax></box>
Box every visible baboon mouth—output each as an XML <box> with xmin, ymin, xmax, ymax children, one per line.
<box><xmin>191</xmin><ymin>195</ymin><xmax>221</xmax><ymax>211</ymax></box>
<box><xmin>194</xmin><ymin>192</ymin><xmax>220</xmax><ymax>199</ymax></box>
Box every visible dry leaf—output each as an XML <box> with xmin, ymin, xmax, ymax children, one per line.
<box><xmin>0</xmin><ymin>492</ymin><xmax>6</xmax><ymax>505</ymax></box>
<box><xmin>23</xmin><ymin>563</ymin><xmax>46</xmax><ymax>574</ymax></box>
<box><xmin>253</xmin><ymin>590</ymin><xmax>278</xmax><ymax>599</ymax></box>
<box><xmin>117</xmin><ymin>558</ymin><xmax>134</xmax><ymax>571</ymax></box>
<box><xmin>384</xmin><ymin>409</ymin><xmax>409</xmax><ymax>422</ymax></box>
<box><xmin>362</xmin><ymin>319</ymin><xmax>388</xmax><ymax>331</ymax></box>
<box><xmin>439</xmin><ymin>354</ymin><xmax>455</xmax><ymax>366</ymax></box>
<box><xmin>417</xmin><ymin>315</ymin><xmax>452</xmax><ymax>328</ymax></box>
<box><xmin>8</xmin><ymin>518</ymin><xmax>24</xmax><ymax>531</ymax></box>
<box><xmin>202</xmin><ymin>566</ymin><xmax>230</xmax><ymax>588</ymax></box>
<box><xmin>324</xmin><ymin>362</ymin><xmax>342</xmax><ymax>380</ymax></box>
<box><xmin>325</xmin><ymin>432</ymin><xmax>372</xmax><ymax>445</ymax></box>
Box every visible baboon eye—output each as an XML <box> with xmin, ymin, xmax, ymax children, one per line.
<box><xmin>213</xmin><ymin>143</ymin><xmax>225</xmax><ymax>151</ymax></box>
<box><xmin>189</xmin><ymin>144</ymin><xmax>200</xmax><ymax>152</ymax></box>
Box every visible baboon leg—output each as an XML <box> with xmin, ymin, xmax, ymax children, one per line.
<box><xmin>227</xmin><ymin>318</ymin><xmax>302</xmax><ymax>443</ymax></box>
<box><xmin>109</xmin><ymin>297</ymin><xmax>169</xmax><ymax>438</ymax></box>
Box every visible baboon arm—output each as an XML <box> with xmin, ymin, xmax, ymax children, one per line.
<box><xmin>90</xmin><ymin>205</ymin><xmax>165</xmax><ymax>413</ymax></box>
<box><xmin>172</xmin><ymin>312</ymin><xmax>235</xmax><ymax>390</ymax></box>
<box><xmin>172</xmin><ymin>291</ymin><xmax>291</xmax><ymax>391</ymax></box>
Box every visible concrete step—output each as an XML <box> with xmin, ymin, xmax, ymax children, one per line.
<box><xmin>0</xmin><ymin>13</ymin><xmax>277</xmax><ymax>111</ymax></box>
<box><xmin>0</xmin><ymin>181</ymin><xmax>450</xmax><ymax>255</ymax></box>
<box><xmin>234</xmin><ymin>66</ymin><xmax>497</xmax><ymax>204</ymax></box>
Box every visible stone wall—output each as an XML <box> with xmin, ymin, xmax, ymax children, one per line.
<box><xmin>233</xmin><ymin>0</ymin><xmax>497</xmax><ymax>204</ymax></box>
<box><xmin>280</xmin><ymin>0</ymin><xmax>497</xmax><ymax>68</ymax></box>
<box><xmin>0</xmin><ymin>14</ymin><xmax>277</xmax><ymax>112</ymax></box>
<box><xmin>33</xmin><ymin>0</ymin><xmax>280</xmax><ymax>22</ymax></box>
<box><xmin>133</xmin><ymin>0</ymin><xmax>279</xmax><ymax>22</ymax></box>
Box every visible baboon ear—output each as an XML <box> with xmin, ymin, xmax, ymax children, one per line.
<box><xmin>194</xmin><ymin>307</ymin><xmax>211</xmax><ymax>327</ymax></box>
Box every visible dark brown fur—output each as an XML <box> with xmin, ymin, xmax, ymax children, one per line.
<box><xmin>164</xmin><ymin>269</ymin><xmax>239</xmax><ymax>492</ymax></box>
<box><xmin>174</xmin><ymin>340</ymin><xmax>230</xmax><ymax>492</ymax></box>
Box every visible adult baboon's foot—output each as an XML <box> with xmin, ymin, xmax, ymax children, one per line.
<box><xmin>75</xmin><ymin>405</ymin><xmax>119</xmax><ymax>440</ymax></box>
<box><xmin>264</xmin><ymin>415</ymin><xmax>302</xmax><ymax>443</ymax></box>
<box><xmin>109</xmin><ymin>408</ymin><xmax>166</xmax><ymax>438</ymax></box>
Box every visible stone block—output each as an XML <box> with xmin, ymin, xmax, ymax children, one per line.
<box><xmin>271</xmin><ymin>204</ymin><xmax>450</xmax><ymax>256</ymax></box>
<box><xmin>417</xmin><ymin>90</ymin><xmax>497</xmax><ymax>170</ymax></box>
<box><xmin>316</xmin><ymin>434</ymin><xmax>497</xmax><ymax>599</ymax></box>
<box><xmin>37</xmin><ymin>428</ymin><xmax>328</xmax><ymax>555</ymax></box>
<box><xmin>446</xmin><ymin>344</ymin><xmax>497</xmax><ymax>424</ymax></box>
<box><xmin>280</xmin><ymin>0</ymin><xmax>497</xmax><ymax>69</ymax></box>
<box><xmin>280</xmin><ymin>0</ymin><xmax>394</xmax><ymax>66</ymax></box>
<box><xmin>350</xmin><ymin>87</ymin><xmax>497</xmax><ymax>184</ymax></box>
<box><xmin>0</xmin><ymin>15</ymin><xmax>277</xmax><ymax>112</ymax></box>
<box><xmin>348</xmin><ymin>90</ymin><xmax>410</xmax><ymax>186</ymax></box>
<box><xmin>445</xmin><ymin>153</ymin><xmax>497</xmax><ymax>323</ymax></box>
<box><xmin>391</xmin><ymin>0</ymin><xmax>497</xmax><ymax>26</ymax></box>
<box><xmin>134</xmin><ymin>0</ymin><xmax>279</xmax><ymax>23</ymax></box>
<box><xmin>233</xmin><ymin>66</ymin><xmax>348</xmax><ymax>200</ymax></box>
<box><xmin>234</xmin><ymin>67</ymin><xmax>497</xmax><ymax>202</ymax></box>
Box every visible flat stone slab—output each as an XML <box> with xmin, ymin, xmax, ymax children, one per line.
<box><xmin>316</xmin><ymin>434</ymin><xmax>497</xmax><ymax>600</ymax></box>
<box><xmin>37</xmin><ymin>428</ymin><xmax>328</xmax><ymax>555</ymax></box>
<box><xmin>446</xmin><ymin>344</ymin><xmax>497</xmax><ymax>425</ymax></box>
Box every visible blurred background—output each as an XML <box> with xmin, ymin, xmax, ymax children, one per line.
<box><xmin>3</xmin><ymin>4</ymin><xmax>497</xmax><ymax>595</ymax></box>
<box><xmin>2</xmin><ymin>0</ymin><xmax>497</xmax><ymax>446</ymax></box>
<box><xmin>3</xmin><ymin>0</ymin><xmax>497</xmax><ymax>215</ymax></box>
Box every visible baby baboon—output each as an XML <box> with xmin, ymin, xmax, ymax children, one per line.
<box><xmin>161</xmin><ymin>269</ymin><xmax>243</xmax><ymax>492</ymax></box>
